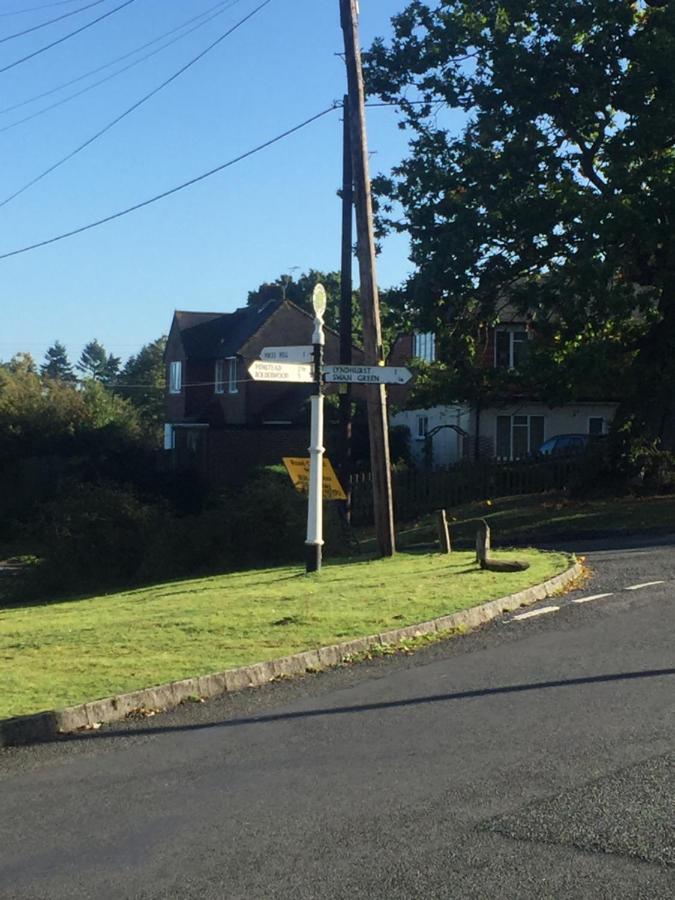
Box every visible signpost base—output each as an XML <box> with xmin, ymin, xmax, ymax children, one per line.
<box><xmin>305</xmin><ymin>542</ymin><xmax>322</xmax><ymax>574</ymax></box>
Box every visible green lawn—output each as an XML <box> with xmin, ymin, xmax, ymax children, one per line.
<box><xmin>381</xmin><ymin>492</ymin><xmax>675</xmax><ymax>550</ymax></box>
<box><xmin>0</xmin><ymin>548</ymin><xmax>569</xmax><ymax>719</ymax></box>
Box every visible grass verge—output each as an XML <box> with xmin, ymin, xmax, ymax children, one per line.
<box><xmin>371</xmin><ymin>492</ymin><xmax>675</xmax><ymax>550</ymax></box>
<box><xmin>0</xmin><ymin>548</ymin><xmax>569</xmax><ymax>719</ymax></box>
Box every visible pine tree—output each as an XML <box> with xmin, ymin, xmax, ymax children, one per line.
<box><xmin>41</xmin><ymin>341</ymin><xmax>75</xmax><ymax>381</ymax></box>
<box><xmin>77</xmin><ymin>340</ymin><xmax>120</xmax><ymax>383</ymax></box>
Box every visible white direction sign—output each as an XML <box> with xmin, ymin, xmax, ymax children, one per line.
<box><xmin>260</xmin><ymin>345</ymin><xmax>314</xmax><ymax>363</ymax></box>
<box><xmin>323</xmin><ymin>365</ymin><xmax>412</xmax><ymax>385</ymax></box>
<box><xmin>248</xmin><ymin>360</ymin><xmax>314</xmax><ymax>383</ymax></box>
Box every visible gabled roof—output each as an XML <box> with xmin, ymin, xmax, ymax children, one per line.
<box><xmin>173</xmin><ymin>310</ymin><xmax>222</xmax><ymax>330</ymax></box>
<box><xmin>175</xmin><ymin>299</ymin><xmax>284</xmax><ymax>359</ymax></box>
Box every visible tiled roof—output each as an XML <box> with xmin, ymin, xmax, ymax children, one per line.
<box><xmin>177</xmin><ymin>299</ymin><xmax>283</xmax><ymax>359</ymax></box>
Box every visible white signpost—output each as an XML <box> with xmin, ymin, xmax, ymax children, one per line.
<box><xmin>248</xmin><ymin>360</ymin><xmax>313</xmax><ymax>383</ymax></box>
<box><xmin>260</xmin><ymin>345</ymin><xmax>314</xmax><ymax>363</ymax></box>
<box><xmin>323</xmin><ymin>365</ymin><xmax>412</xmax><ymax>385</ymax></box>
<box><xmin>248</xmin><ymin>285</ymin><xmax>413</xmax><ymax>574</ymax></box>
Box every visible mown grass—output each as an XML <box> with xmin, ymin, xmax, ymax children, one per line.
<box><xmin>0</xmin><ymin>548</ymin><xmax>569</xmax><ymax>719</ymax></box>
<box><xmin>367</xmin><ymin>492</ymin><xmax>675</xmax><ymax>550</ymax></box>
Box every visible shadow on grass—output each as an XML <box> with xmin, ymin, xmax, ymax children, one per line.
<box><xmin>62</xmin><ymin>668</ymin><xmax>675</xmax><ymax>744</ymax></box>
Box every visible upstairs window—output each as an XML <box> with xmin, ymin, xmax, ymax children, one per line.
<box><xmin>169</xmin><ymin>361</ymin><xmax>182</xmax><ymax>394</ymax></box>
<box><xmin>214</xmin><ymin>360</ymin><xmax>225</xmax><ymax>394</ymax></box>
<box><xmin>416</xmin><ymin>415</ymin><xmax>429</xmax><ymax>440</ymax></box>
<box><xmin>227</xmin><ymin>357</ymin><xmax>238</xmax><ymax>394</ymax></box>
<box><xmin>495</xmin><ymin>329</ymin><xmax>529</xmax><ymax>369</ymax></box>
<box><xmin>413</xmin><ymin>331</ymin><xmax>436</xmax><ymax>363</ymax></box>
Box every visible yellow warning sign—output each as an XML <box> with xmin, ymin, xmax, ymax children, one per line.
<box><xmin>282</xmin><ymin>457</ymin><xmax>347</xmax><ymax>501</ymax></box>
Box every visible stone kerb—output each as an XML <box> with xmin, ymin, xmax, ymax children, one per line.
<box><xmin>0</xmin><ymin>559</ymin><xmax>582</xmax><ymax>748</ymax></box>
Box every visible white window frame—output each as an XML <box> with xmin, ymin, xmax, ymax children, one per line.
<box><xmin>227</xmin><ymin>356</ymin><xmax>238</xmax><ymax>394</ymax></box>
<box><xmin>214</xmin><ymin>360</ymin><xmax>225</xmax><ymax>394</ymax></box>
<box><xmin>496</xmin><ymin>414</ymin><xmax>545</xmax><ymax>459</ymax></box>
<box><xmin>169</xmin><ymin>361</ymin><xmax>182</xmax><ymax>394</ymax></box>
<box><xmin>494</xmin><ymin>328</ymin><xmax>529</xmax><ymax>370</ymax></box>
<box><xmin>413</xmin><ymin>331</ymin><xmax>436</xmax><ymax>363</ymax></box>
<box><xmin>416</xmin><ymin>415</ymin><xmax>429</xmax><ymax>440</ymax></box>
<box><xmin>588</xmin><ymin>416</ymin><xmax>605</xmax><ymax>435</ymax></box>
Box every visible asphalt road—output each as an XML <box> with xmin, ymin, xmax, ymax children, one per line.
<box><xmin>1</xmin><ymin>536</ymin><xmax>674</xmax><ymax>899</ymax></box>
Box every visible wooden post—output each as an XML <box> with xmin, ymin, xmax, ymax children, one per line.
<box><xmin>339</xmin><ymin>0</ymin><xmax>396</xmax><ymax>558</ymax></box>
<box><xmin>476</xmin><ymin>519</ymin><xmax>491</xmax><ymax>568</ymax></box>
<box><xmin>436</xmin><ymin>509</ymin><xmax>451</xmax><ymax>554</ymax></box>
<box><xmin>339</xmin><ymin>93</ymin><xmax>353</xmax><ymax>523</ymax></box>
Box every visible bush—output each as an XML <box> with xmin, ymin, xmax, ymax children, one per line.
<box><xmin>31</xmin><ymin>482</ymin><xmax>163</xmax><ymax>594</ymax></box>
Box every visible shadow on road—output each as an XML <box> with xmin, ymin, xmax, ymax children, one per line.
<box><xmin>63</xmin><ymin>667</ymin><xmax>675</xmax><ymax>744</ymax></box>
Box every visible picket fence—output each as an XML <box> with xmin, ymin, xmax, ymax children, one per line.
<box><xmin>348</xmin><ymin>456</ymin><xmax>576</xmax><ymax>526</ymax></box>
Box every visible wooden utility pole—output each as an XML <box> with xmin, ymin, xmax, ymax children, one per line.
<box><xmin>339</xmin><ymin>94</ymin><xmax>353</xmax><ymax>522</ymax></box>
<box><xmin>339</xmin><ymin>0</ymin><xmax>396</xmax><ymax>557</ymax></box>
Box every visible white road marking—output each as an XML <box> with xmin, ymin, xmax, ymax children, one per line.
<box><xmin>572</xmin><ymin>592</ymin><xmax>614</xmax><ymax>605</ymax></box>
<box><xmin>513</xmin><ymin>606</ymin><xmax>560</xmax><ymax>621</ymax></box>
<box><xmin>625</xmin><ymin>581</ymin><xmax>665</xmax><ymax>591</ymax></box>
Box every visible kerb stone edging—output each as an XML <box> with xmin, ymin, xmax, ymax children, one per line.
<box><xmin>0</xmin><ymin>559</ymin><xmax>582</xmax><ymax>748</ymax></box>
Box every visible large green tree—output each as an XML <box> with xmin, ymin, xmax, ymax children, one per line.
<box><xmin>366</xmin><ymin>0</ymin><xmax>675</xmax><ymax>441</ymax></box>
<box><xmin>114</xmin><ymin>336</ymin><xmax>167</xmax><ymax>441</ymax></box>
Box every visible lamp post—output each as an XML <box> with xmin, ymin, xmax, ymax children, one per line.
<box><xmin>305</xmin><ymin>284</ymin><xmax>326</xmax><ymax>573</ymax></box>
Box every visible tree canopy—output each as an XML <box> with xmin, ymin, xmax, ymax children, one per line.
<box><xmin>113</xmin><ymin>336</ymin><xmax>167</xmax><ymax>440</ymax></box>
<box><xmin>247</xmin><ymin>268</ymin><xmax>400</xmax><ymax>351</ymax></box>
<box><xmin>366</xmin><ymin>0</ymin><xmax>675</xmax><ymax>440</ymax></box>
<box><xmin>77</xmin><ymin>339</ymin><xmax>121</xmax><ymax>383</ymax></box>
<box><xmin>41</xmin><ymin>341</ymin><xmax>75</xmax><ymax>382</ymax></box>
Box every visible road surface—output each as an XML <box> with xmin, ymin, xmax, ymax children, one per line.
<box><xmin>1</xmin><ymin>536</ymin><xmax>673</xmax><ymax>898</ymax></box>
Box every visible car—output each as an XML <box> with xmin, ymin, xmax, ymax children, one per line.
<box><xmin>537</xmin><ymin>433</ymin><xmax>590</xmax><ymax>456</ymax></box>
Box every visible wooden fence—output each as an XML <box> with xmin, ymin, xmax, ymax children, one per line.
<box><xmin>349</xmin><ymin>457</ymin><xmax>576</xmax><ymax>526</ymax></box>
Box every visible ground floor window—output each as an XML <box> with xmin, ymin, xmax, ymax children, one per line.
<box><xmin>588</xmin><ymin>416</ymin><xmax>605</xmax><ymax>435</ymax></box>
<box><xmin>416</xmin><ymin>415</ymin><xmax>429</xmax><ymax>439</ymax></box>
<box><xmin>496</xmin><ymin>415</ymin><xmax>545</xmax><ymax>459</ymax></box>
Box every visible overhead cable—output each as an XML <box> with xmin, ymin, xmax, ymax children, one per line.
<box><xmin>0</xmin><ymin>0</ymin><xmax>273</xmax><ymax>208</ymax></box>
<box><xmin>0</xmin><ymin>1</ymin><xmax>85</xmax><ymax>16</ymax></box>
<box><xmin>0</xmin><ymin>0</ymin><xmax>137</xmax><ymax>74</ymax></box>
<box><xmin>0</xmin><ymin>0</ymin><xmax>243</xmax><ymax>116</ymax></box>
<box><xmin>0</xmin><ymin>0</ymin><xmax>106</xmax><ymax>43</ymax></box>
<box><xmin>0</xmin><ymin>103</ymin><xmax>340</xmax><ymax>261</ymax></box>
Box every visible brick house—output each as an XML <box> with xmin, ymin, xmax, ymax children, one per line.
<box><xmin>164</xmin><ymin>298</ymin><xmax>362</xmax><ymax>481</ymax></box>
<box><xmin>388</xmin><ymin>317</ymin><xmax>618</xmax><ymax>466</ymax></box>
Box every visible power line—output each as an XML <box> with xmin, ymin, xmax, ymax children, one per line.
<box><xmin>0</xmin><ymin>0</ymin><xmax>243</xmax><ymax>116</ymax></box>
<box><xmin>0</xmin><ymin>1</ymin><xmax>85</xmax><ymax>16</ymax></box>
<box><xmin>0</xmin><ymin>103</ymin><xmax>340</xmax><ymax>262</ymax></box>
<box><xmin>0</xmin><ymin>0</ymin><xmax>106</xmax><ymax>43</ymax></box>
<box><xmin>0</xmin><ymin>0</ymin><xmax>137</xmax><ymax>74</ymax></box>
<box><xmin>0</xmin><ymin>0</ymin><xmax>273</xmax><ymax>208</ymax></box>
<box><xmin>0</xmin><ymin>0</ymin><xmax>245</xmax><ymax>133</ymax></box>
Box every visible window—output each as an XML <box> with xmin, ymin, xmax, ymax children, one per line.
<box><xmin>163</xmin><ymin>424</ymin><xmax>175</xmax><ymax>450</ymax></box>
<box><xmin>496</xmin><ymin>415</ymin><xmax>544</xmax><ymax>459</ymax></box>
<box><xmin>169</xmin><ymin>361</ymin><xmax>182</xmax><ymax>394</ymax></box>
<box><xmin>495</xmin><ymin>329</ymin><xmax>529</xmax><ymax>369</ymax></box>
<box><xmin>227</xmin><ymin>357</ymin><xmax>238</xmax><ymax>394</ymax></box>
<box><xmin>214</xmin><ymin>360</ymin><xmax>225</xmax><ymax>394</ymax></box>
<box><xmin>416</xmin><ymin>415</ymin><xmax>429</xmax><ymax>440</ymax></box>
<box><xmin>588</xmin><ymin>416</ymin><xmax>604</xmax><ymax>436</ymax></box>
<box><xmin>413</xmin><ymin>332</ymin><xmax>436</xmax><ymax>363</ymax></box>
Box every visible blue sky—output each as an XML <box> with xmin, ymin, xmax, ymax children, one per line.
<box><xmin>0</xmin><ymin>0</ymin><xmax>458</xmax><ymax>366</ymax></box>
